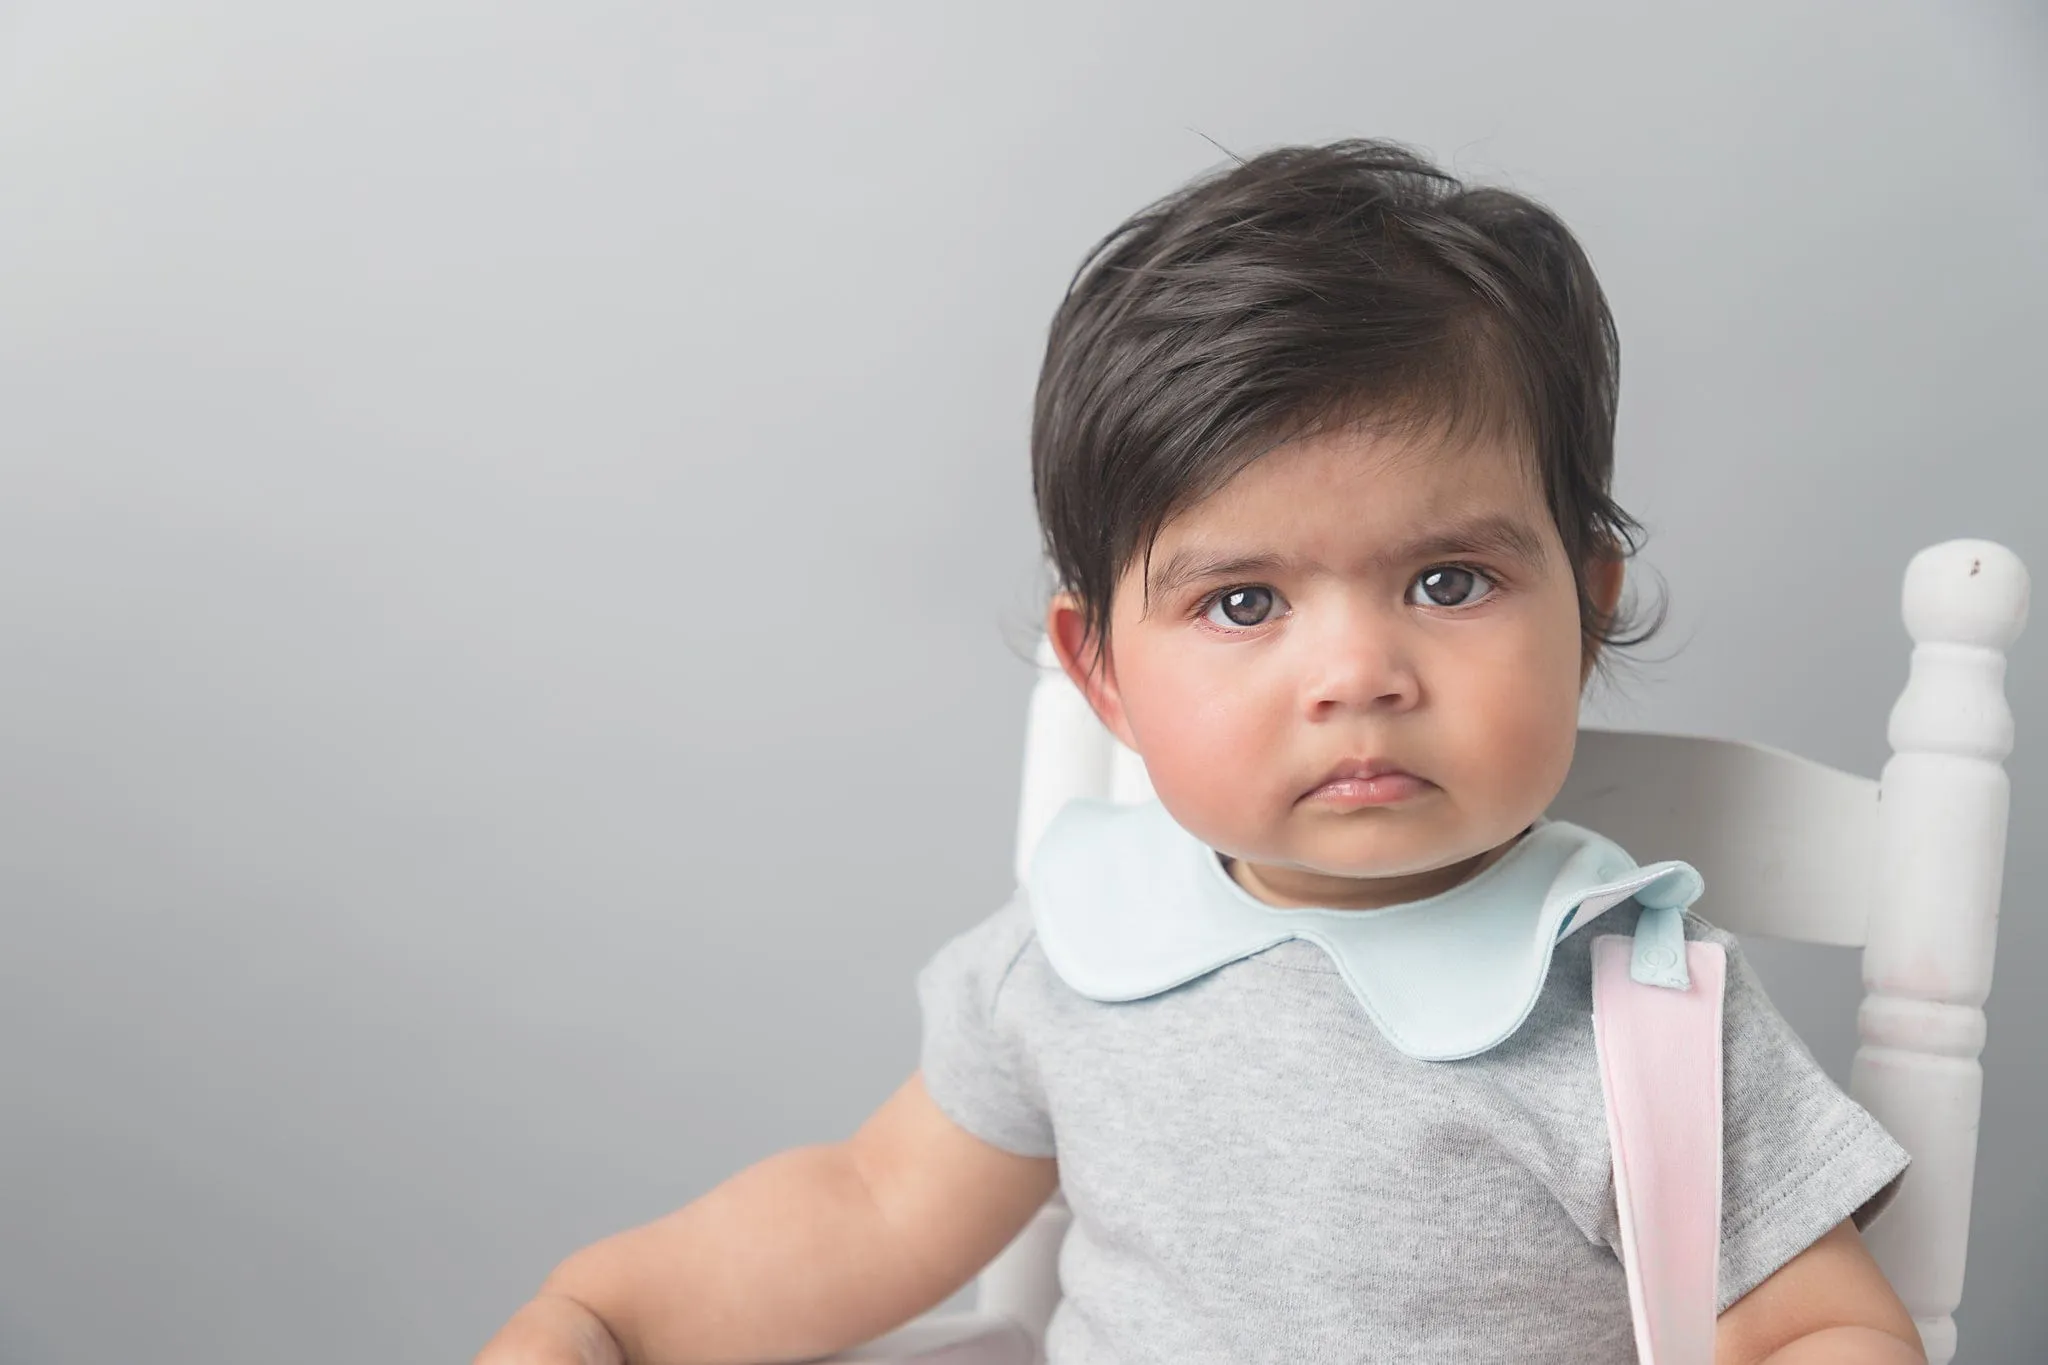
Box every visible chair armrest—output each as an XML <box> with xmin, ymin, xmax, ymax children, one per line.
<box><xmin>809</xmin><ymin>1311</ymin><xmax>1035</xmax><ymax>1364</ymax></box>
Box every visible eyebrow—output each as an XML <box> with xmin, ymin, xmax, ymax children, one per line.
<box><xmin>1143</xmin><ymin>513</ymin><xmax>1552</xmax><ymax>606</ymax></box>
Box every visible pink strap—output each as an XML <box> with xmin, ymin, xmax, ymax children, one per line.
<box><xmin>1591</xmin><ymin>935</ymin><xmax>1727</xmax><ymax>1365</ymax></box>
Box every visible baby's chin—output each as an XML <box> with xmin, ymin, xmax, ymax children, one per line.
<box><xmin>1212</xmin><ymin>810</ymin><xmax>1530</xmax><ymax>882</ymax></box>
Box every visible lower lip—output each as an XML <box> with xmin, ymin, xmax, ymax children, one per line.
<box><xmin>1304</xmin><ymin>773</ymin><xmax>1431</xmax><ymax>807</ymax></box>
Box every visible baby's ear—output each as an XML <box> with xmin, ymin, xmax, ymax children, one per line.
<box><xmin>1046</xmin><ymin>593</ymin><xmax>1139</xmax><ymax>750</ymax></box>
<box><xmin>1580</xmin><ymin>551</ymin><xmax>1627</xmax><ymax>682</ymax></box>
<box><xmin>1588</xmin><ymin>552</ymin><xmax>1625</xmax><ymax>623</ymax></box>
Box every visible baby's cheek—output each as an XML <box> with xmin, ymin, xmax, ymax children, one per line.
<box><xmin>1426</xmin><ymin>635</ymin><xmax>1563</xmax><ymax>773</ymax></box>
<box><xmin>1127</xmin><ymin>683</ymin><xmax>1269</xmax><ymax>834</ymax></box>
<box><xmin>1480</xmin><ymin>667</ymin><xmax>1581</xmax><ymax>801</ymax></box>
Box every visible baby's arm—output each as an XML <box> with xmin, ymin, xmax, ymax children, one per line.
<box><xmin>1714</xmin><ymin>1218</ymin><xmax>1924</xmax><ymax>1364</ymax></box>
<box><xmin>474</xmin><ymin>1071</ymin><xmax>1059</xmax><ymax>1365</ymax></box>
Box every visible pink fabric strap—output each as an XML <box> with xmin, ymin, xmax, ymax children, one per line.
<box><xmin>1591</xmin><ymin>934</ymin><xmax>1728</xmax><ymax>1365</ymax></box>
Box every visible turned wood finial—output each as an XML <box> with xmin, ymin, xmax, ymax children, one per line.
<box><xmin>1856</xmin><ymin>538</ymin><xmax>2028</xmax><ymax>1365</ymax></box>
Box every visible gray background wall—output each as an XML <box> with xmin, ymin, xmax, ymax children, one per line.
<box><xmin>0</xmin><ymin>2</ymin><xmax>2041</xmax><ymax>1361</ymax></box>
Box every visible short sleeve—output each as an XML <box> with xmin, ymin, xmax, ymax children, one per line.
<box><xmin>915</xmin><ymin>892</ymin><xmax>1056</xmax><ymax>1158</ymax></box>
<box><xmin>1699</xmin><ymin>916</ymin><xmax>1912</xmax><ymax>1310</ymax></box>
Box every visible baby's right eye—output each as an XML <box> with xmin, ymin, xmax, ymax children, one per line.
<box><xmin>1203</xmin><ymin>585</ymin><xmax>1287</xmax><ymax>629</ymax></box>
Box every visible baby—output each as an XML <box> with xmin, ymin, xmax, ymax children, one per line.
<box><xmin>477</xmin><ymin>142</ymin><xmax>1923</xmax><ymax>1364</ymax></box>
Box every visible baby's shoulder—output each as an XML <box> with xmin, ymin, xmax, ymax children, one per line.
<box><xmin>1540</xmin><ymin>899</ymin><xmax>1741</xmax><ymax>995</ymax></box>
<box><xmin>1492</xmin><ymin>900</ymin><xmax>1745</xmax><ymax>1086</ymax></box>
<box><xmin>916</xmin><ymin>889</ymin><xmax>1051</xmax><ymax>1019</ymax></box>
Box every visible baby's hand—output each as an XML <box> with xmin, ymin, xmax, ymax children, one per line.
<box><xmin>472</xmin><ymin>1291</ymin><xmax>625</xmax><ymax>1365</ymax></box>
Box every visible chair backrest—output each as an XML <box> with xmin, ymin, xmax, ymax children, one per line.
<box><xmin>978</xmin><ymin>539</ymin><xmax>2029</xmax><ymax>1365</ymax></box>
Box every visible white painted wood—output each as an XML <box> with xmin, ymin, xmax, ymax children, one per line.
<box><xmin>1851</xmin><ymin>540</ymin><xmax>2028</xmax><ymax>1365</ymax></box>
<box><xmin>972</xmin><ymin>1192</ymin><xmax>1071</xmax><ymax>1350</ymax></box>
<box><xmin>1013</xmin><ymin>638</ymin><xmax>1115</xmax><ymax>886</ymax></box>
<box><xmin>816</xmin><ymin>1312</ymin><xmax>1035</xmax><ymax>1364</ymax></box>
<box><xmin>939</xmin><ymin>539</ymin><xmax>2026</xmax><ymax>1365</ymax></box>
<box><xmin>1550</xmin><ymin>730</ymin><xmax>1879</xmax><ymax>946</ymax></box>
<box><xmin>1108</xmin><ymin>738</ymin><xmax>1156</xmax><ymax>806</ymax></box>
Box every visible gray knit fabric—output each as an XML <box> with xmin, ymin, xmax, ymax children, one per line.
<box><xmin>918</xmin><ymin>892</ymin><xmax>1908</xmax><ymax>1364</ymax></box>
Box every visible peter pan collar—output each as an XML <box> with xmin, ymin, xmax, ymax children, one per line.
<box><xmin>1025</xmin><ymin>798</ymin><xmax>1702</xmax><ymax>1061</ymax></box>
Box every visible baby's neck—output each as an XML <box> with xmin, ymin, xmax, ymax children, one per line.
<box><xmin>1223</xmin><ymin>834</ymin><xmax>1525</xmax><ymax>911</ymax></box>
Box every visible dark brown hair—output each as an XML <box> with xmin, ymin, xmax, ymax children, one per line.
<box><xmin>1030</xmin><ymin>140</ymin><xmax>1662</xmax><ymax>679</ymax></box>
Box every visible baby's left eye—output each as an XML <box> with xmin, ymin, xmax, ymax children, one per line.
<box><xmin>1408</xmin><ymin>565</ymin><xmax>1496</xmax><ymax>608</ymax></box>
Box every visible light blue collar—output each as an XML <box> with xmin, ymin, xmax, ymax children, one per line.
<box><xmin>1025</xmin><ymin>799</ymin><xmax>1703</xmax><ymax>1061</ymax></box>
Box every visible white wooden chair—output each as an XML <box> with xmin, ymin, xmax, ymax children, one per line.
<box><xmin>828</xmin><ymin>538</ymin><xmax>2029</xmax><ymax>1365</ymax></box>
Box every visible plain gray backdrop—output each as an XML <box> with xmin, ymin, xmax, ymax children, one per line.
<box><xmin>1</xmin><ymin>2</ymin><xmax>2042</xmax><ymax>1361</ymax></box>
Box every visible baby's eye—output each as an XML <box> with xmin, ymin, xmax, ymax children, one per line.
<box><xmin>1203</xmin><ymin>585</ymin><xmax>1287</xmax><ymax>629</ymax></box>
<box><xmin>1408</xmin><ymin>565</ymin><xmax>1496</xmax><ymax>609</ymax></box>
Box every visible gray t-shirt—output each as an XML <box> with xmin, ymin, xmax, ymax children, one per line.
<box><xmin>917</xmin><ymin>891</ymin><xmax>1909</xmax><ymax>1365</ymax></box>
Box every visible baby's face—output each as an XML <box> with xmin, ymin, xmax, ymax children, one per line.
<box><xmin>1050</xmin><ymin>422</ymin><xmax>1609</xmax><ymax>909</ymax></box>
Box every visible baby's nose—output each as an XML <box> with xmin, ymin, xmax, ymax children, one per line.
<box><xmin>1302</xmin><ymin>618</ymin><xmax>1421</xmax><ymax>714</ymax></box>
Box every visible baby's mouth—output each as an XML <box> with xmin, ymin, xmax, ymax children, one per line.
<box><xmin>1300</xmin><ymin>764</ymin><xmax>1433</xmax><ymax>808</ymax></box>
